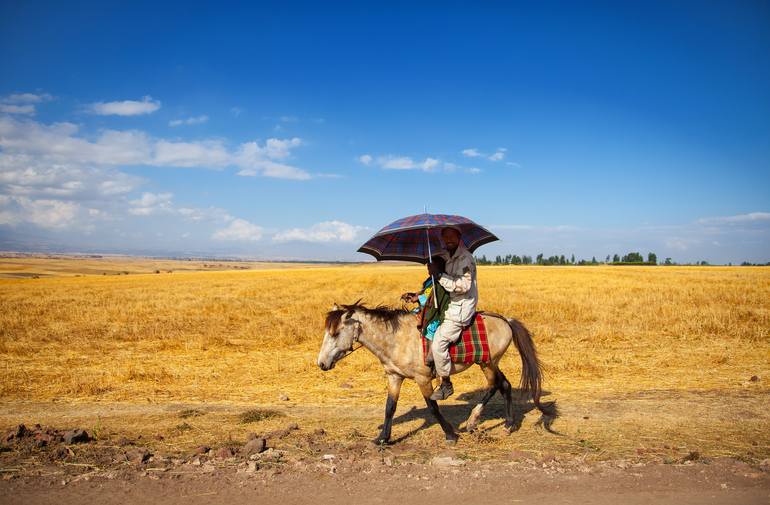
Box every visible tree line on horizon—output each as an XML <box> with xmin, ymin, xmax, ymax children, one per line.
<box><xmin>472</xmin><ymin>252</ymin><xmax>766</xmax><ymax>266</ymax></box>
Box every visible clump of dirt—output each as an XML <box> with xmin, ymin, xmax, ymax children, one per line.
<box><xmin>177</xmin><ymin>409</ymin><xmax>205</xmax><ymax>419</ymax></box>
<box><xmin>239</xmin><ymin>408</ymin><xmax>284</xmax><ymax>424</ymax></box>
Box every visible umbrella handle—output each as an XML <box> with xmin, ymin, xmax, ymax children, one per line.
<box><xmin>425</xmin><ymin>225</ymin><xmax>439</xmax><ymax>309</ymax></box>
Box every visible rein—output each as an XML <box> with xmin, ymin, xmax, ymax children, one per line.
<box><xmin>336</xmin><ymin>342</ymin><xmax>364</xmax><ymax>363</ymax></box>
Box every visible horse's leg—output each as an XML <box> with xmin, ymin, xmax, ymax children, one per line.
<box><xmin>465</xmin><ymin>363</ymin><xmax>500</xmax><ymax>432</ymax></box>
<box><xmin>497</xmin><ymin>369</ymin><xmax>522</xmax><ymax>432</ymax></box>
<box><xmin>374</xmin><ymin>374</ymin><xmax>403</xmax><ymax>444</ymax></box>
<box><xmin>417</xmin><ymin>381</ymin><xmax>458</xmax><ymax>444</ymax></box>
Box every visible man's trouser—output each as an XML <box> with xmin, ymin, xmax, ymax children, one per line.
<box><xmin>431</xmin><ymin>318</ymin><xmax>465</xmax><ymax>378</ymax></box>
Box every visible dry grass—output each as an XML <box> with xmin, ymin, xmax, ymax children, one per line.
<box><xmin>0</xmin><ymin>260</ymin><xmax>768</xmax><ymax>461</ymax></box>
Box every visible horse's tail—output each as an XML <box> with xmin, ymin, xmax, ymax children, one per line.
<box><xmin>508</xmin><ymin>318</ymin><xmax>558</xmax><ymax>422</ymax></box>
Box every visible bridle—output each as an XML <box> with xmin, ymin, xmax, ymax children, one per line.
<box><xmin>331</xmin><ymin>320</ymin><xmax>363</xmax><ymax>364</ymax></box>
<box><xmin>334</xmin><ymin>341</ymin><xmax>364</xmax><ymax>363</ymax></box>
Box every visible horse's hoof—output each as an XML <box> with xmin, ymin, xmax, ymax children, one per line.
<box><xmin>445</xmin><ymin>435</ymin><xmax>459</xmax><ymax>446</ymax></box>
<box><xmin>371</xmin><ymin>438</ymin><xmax>389</xmax><ymax>447</ymax></box>
<box><xmin>504</xmin><ymin>422</ymin><xmax>520</xmax><ymax>434</ymax></box>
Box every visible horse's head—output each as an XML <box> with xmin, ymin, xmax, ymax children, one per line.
<box><xmin>317</xmin><ymin>303</ymin><xmax>363</xmax><ymax>371</ymax></box>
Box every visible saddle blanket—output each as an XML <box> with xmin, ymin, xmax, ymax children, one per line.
<box><xmin>422</xmin><ymin>313</ymin><xmax>490</xmax><ymax>364</ymax></box>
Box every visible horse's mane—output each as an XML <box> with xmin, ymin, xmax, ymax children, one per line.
<box><xmin>325</xmin><ymin>300</ymin><xmax>408</xmax><ymax>333</ymax></box>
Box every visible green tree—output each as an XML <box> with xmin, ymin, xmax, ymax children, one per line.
<box><xmin>612</xmin><ymin>254</ymin><xmax>620</xmax><ymax>263</ymax></box>
<box><xmin>622</xmin><ymin>252</ymin><xmax>644</xmax><ymax>263</ymax></box>
<box><xmin>647</xmin><ymin>252</ymin><xmax>657</xmax><ymax>265</ymax></box>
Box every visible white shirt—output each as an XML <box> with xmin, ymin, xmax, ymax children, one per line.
<box><xmin>437</xmin><ymin>242</ymin><xmax>478</xmax><ymax>324</ymax></box>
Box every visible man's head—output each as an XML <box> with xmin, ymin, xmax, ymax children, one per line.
<box><xmin>440</xmin><ymin>227</ymin><xmax>461</xmax><ymax>255</ymax></box>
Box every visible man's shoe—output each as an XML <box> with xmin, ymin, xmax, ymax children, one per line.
<box><xmin>430</xmin><ymin>381</ymin><xmax>454</xmax><ymax>401</ymax></box>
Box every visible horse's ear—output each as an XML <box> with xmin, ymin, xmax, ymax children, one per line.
<box><xmin>332</xmin><ymin>303</ymin><xmax>339</xmax><ymax>311</ymax></box>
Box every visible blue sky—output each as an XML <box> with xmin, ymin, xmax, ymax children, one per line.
<box><xmin>1</xmin><ymin>1</ymin><xmax>768</xmax><ymax>263</ymax></box>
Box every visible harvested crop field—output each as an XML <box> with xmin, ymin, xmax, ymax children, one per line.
<box><xmin>0</xmin><ymin>259</ymin><xmax>769</xmax><ymax>502</ymax></box>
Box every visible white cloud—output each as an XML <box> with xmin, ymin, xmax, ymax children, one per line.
<box><xmin>176</xmin><ymin>206</ymin><xmax>231</xmax><ymax>222</ymax></box>
<box><xmin>377</xmin><ymin>155</ymin><xmax>441</xmax><ymax>172</ymax></box>
<box><xmin>212</xmin><ymin>218</ymin><xmax>263</xmax><ymax>241</ymax></box>
<box><xmin>462</xmin><ymin>147</ymin><xmax>507</xmax><ymax>161</ymax></box>
<box><xmin>128</xmin><ymin>192</ymin><xmax>174</xmax><ymax>216</ymax></box>
<box><xmin>89</xmin><ymin>96</ymin><xmax>161</xmax><ymax>116</ymax></box>
<box><xmin>264</xmin><ymin>137</ymin><xmax>302</xmax><ymax>159</ymax></box>
<box><xmin>380</xmin><ymin>156</ymin><xmax>415</xmax><ymax>170</ymax></box>
<box><xmin>273</xmin><ymin>220</ymin><xmax>366</xmax><ymax>243</ymax></box>
<box><xmin>3</xmin><ymin>93</ymin><xmax>53</xmax><ymax>104</ymax></box>
<box><xmin>0</xmin><ymin>112</ymin><xmax>311</xmax><ymax>238</ymax></box>
<box><xmin>0</xmin><ymin>117</ymin><xmax>153</xmax><ymax>166</ymax></box>
<box><xmin>467</xmin><ymin>167</ymin><xmax>482</xmax><ymax>174</ymax></box>
<box><xmin>0</xmin><ymin>196</ymin><xmax>79</xmax><ymax>228</ymax></box>
<box><xmin>234</xmin><ymin>138</ymin><xmax>309</xmax><ymax>180</ymax></box>
<box><xmin>168</xmin><ymin>115</ymin><xmax>209</xmax><ymax>127</ymax></box>
<box><xmin>421</xmin><ymin>157</ymin><xmax>440</xmax><ymax>171</ymax></box>
<box><xmin>0</xmin><ymin>104</ymin><xmax>36</xmax><ymax>115</ymax></box>
<box><xmin>153</xmin><ymin>140</ymin><xmax>230</xmax><ymax>168</ymax></box>
<box><xmin>358</xmin><ymin>154</ymin><xmax>373</xmax><ymax>165</ymax></box>
<box><xmin>506</xmin><ymin>161</ymin><xmax>521</xmax><ymax>168</ymax></box>
<box><xmin>488</xmin><ymin>148</ymin><xmax>506</xmax><ymax>161</ymax></box>
<box><xmin>697</xmin><ymin>212</ymin><xmax>770</xmax><ymax>226</ymax></box>
<box><xmin>0</xmin><ymin>115</ymin><xmax>309</xmax><ymax>178</ymax></box>
<box><xmin>230</xmin><ymin>107</ymin><xmax>243</xmax><ymax>117</ymax></box>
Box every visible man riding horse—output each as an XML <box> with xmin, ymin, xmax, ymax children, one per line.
<box><xmin>404</xmin><ymin>226</ymin><xmax>478</xmax><ymax>401</ymax></box>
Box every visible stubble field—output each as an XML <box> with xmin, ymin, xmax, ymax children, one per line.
<box><xmin>0</xmin><ymin>259</ymin><xmax>768</xmax><ymax>468</ymax></box>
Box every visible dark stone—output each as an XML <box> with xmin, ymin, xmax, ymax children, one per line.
<box><xmin>63</xmin><ymin>429</ymin><xmax>90</xmax><ymax>444</ymax></box>
<box><xmin>34</xmin><ymin>433</ymin><xmax>53</xmax><ymax>447</ymax></box>
<box><xmin>5</xmin><ymin>424</ymin><xmax>30</xmax><ymax>442</ymax></box>
<box><xmin>214</xmin><ymin>447</ymin><xmax>235</xmax><ymax>459</ymax></box>
<box><xmin>242</xmin><ymin>438</ymin><xmax>267</xmax><ymax>456</ymax></box>
<box><xmin>750</xmin><ymin>375</ymin><xmax>759</xmax><ymax>382</ymax></box>
<box><xmin>682</xmin><ymin>451</ymin><xmax>700</xmax><ymax>462</ymax></box>
<box><xmin>126</xmin><ymin>448</ymin><xmax>151</xmax><ymax>464</ymax></box>
<box><xmin>53</xmin><ymin>446</ymin><xmax>70</xmax><ymax>460</ymax></box>
<box><xmin>194</xmin><ymin>445</ymin><xmax>210</xmax><ymax>455</ymax></box>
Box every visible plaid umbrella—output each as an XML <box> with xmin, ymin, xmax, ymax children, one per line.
<box><xmin>357</xmin><ymin>213</ymin><xmax>499</xmax><ymax>263</ymax></box>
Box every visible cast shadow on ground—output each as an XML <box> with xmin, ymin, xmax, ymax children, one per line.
<box><xmin>379</xmin><ymin>388</ymin><xmax>556</xmax><ymax>444</ymax></box>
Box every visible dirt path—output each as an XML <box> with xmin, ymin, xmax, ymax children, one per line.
<box><xmin>1</xmin><ymin>400</ymin><xmax>768</xmax><ymax>504</ymax></box>
<box><xmin>2</xmin><ymin>457</ymin><xmax>768</xmax><ymax>505</ymax></box>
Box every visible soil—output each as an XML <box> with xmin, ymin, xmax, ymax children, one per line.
<box><xmin>0</xmin><ymin>423</ymin><xmax>768</xmax><ymax>505</ymax></box>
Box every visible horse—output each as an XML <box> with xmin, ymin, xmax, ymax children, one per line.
<box><xmin>317</xmin><ymin>302</ymin><xmax>557</xmax><ymax>444</ymax></box>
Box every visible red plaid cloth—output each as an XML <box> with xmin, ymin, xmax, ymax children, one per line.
<box><xmin>422</xmin><ymin>313</ymin><xmax>490</xmax><ymax>364</ymax></box>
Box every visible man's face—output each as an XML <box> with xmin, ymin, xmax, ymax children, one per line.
<box><xmin>441</xmin><ymin>228</ymin><xmax>461</xmax><ymax>253</ymax></box>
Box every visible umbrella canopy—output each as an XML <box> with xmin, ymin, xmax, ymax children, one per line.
<box><xmin>358</xmin><ymin>213</ymin><xmax>499</xmax><ymax>263</ymax></box>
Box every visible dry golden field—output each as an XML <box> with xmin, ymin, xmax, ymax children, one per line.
<box><xmin>0</xmin><ymin>259</ymin><xmax>768</xmax><ymax>463</ymax></box>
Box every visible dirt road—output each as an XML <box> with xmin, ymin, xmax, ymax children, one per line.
<box><xmin>2</xmin><ymin>455</ymin><xmax>769</xmax><ymax>505</ymax></box>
